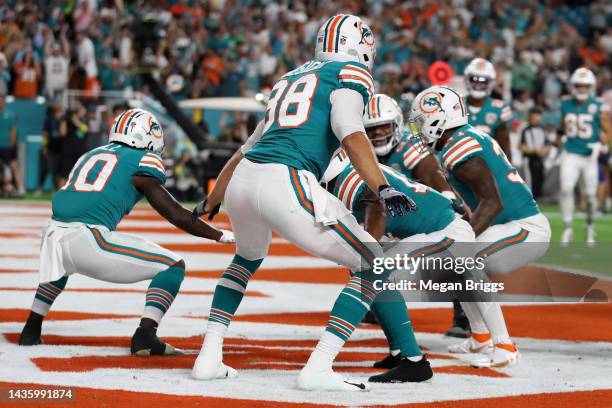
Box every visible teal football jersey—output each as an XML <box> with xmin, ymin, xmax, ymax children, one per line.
<box><xmin>245</xmin><ymin>59</ymin><xmax>374</xmax><ymax>180</ymax></box>
<box><xmin>437</xmin><ymin>124</ymin><xmax>539</xmax><ymax>225</ymax></box>
<box><xmin>381</xmin><ymin>130</ymin><xmax>430</xmax><ymax>180</ymax></box>
<box><xmin>52</xmin><ymin>143</ymin><xmax>166</xmax><ymax>230</ymax></box>
<box><xmin>333</xmin><ymin>163</ymin><xmax>456</xmax><ymax>238</ymax></box>
<box><xmin>467</xmin><ymin>97</ymin><xmax>511</xmax><ymax>136</ymax></box>
<box><xmin>560</xmin><ymin>96</ymin><xmax>609</xmax><ymax>156</ymax></box>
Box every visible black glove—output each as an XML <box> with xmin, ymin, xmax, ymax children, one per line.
<box><xmin>192</xmin><ymin>199</ymin><xmax>221</xmax><ymax>223</ymax></box>
<box><xmin>378</xmin><ymin>184</ymin><xmax>417</xmax><ymax>217</ymax></box>
<box><xmin>451</xmin><ymin>198</ymin><xmax>467</xmax><ymax>216</ymax></box>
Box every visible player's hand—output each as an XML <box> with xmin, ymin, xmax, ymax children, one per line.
<box><xmin>217</xmin><ymin>229</ymin><xmax>235</xmax><ymax>243</ymax></box>
<box><xmin>378</xmin><ymin>185</ymin><xmax>417</xmax><ymax>217</ymax></box>
<box><xmin>451</xmin><ymin>198</ymin><xmax>467</xmax><ymax>217</ymax></box>
<box><xmin>192</xmin><ymin>199</ymin><xmax>221</xmax><ymax>222</ymax></box>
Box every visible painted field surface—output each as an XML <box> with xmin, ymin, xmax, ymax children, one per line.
<box><xmin>1</xmin><ymin>202</ymin><xmax>611</xmax><ymax>407</ymax></box>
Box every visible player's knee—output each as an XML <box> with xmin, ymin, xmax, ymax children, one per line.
<box><xmin>172</xmin><ymin>259</ymin><xmax>185</xmax><ymax>270</ymax></box>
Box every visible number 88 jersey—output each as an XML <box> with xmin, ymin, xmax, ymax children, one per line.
<box><xmin>561</xmin><ymin>95</ymin><xmax>609</xmax><ymax>156</ymax></box>
<box><xmin>245</xmin><ymin>59</ymin><xmax>374</xmax><ymax>180</ymax></box>
<box><xmin>52</xmin><ymin>143</ymin><xmax>166</xmax><ymax>231</ymax></box>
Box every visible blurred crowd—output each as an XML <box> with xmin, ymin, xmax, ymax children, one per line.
<box><xmin>0</xmin><ymin>0</ymin><xmax>611</xmax><ymax>200</ymax></box>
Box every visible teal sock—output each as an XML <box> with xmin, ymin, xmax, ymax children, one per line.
<box><xmin>325</xmin><ymin>274</ymin><xmax>377</xmax><ymax>341</ymax></box>
<box><xmin>371</xmin><ymin>291</ymin><xmax>422</xmax><ymax>358</ymax></box>
<box><xmin>32</xmin><ymin>276</ymin><xmax>69</xmax><ymax>316</ymax></box>
<box><xmin>209</xmin><ymin>255</ymin><xmax>263</xmax><ymax>327</ymax></box>
<box><xmin>144</xmin><ymin>264</ymin><xmax>185</xmax><ymax>323</ymax></box>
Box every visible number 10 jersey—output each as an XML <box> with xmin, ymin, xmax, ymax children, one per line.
<box><xmin>245</xmin><ymin>59</ymin><xmax>374</xmax><ymax>180</ymax></box>
<box><xmin>52</xmin><ymin>143</ymin><xmax>166</xmax><ymax>231</ymax></box>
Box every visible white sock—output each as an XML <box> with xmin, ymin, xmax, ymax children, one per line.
<box><xmin>390</xmin><ymin>349</ymin><xmax>400</xmax><ymax>356</ymax></box>
<box><xmin>460</xmin><ymin>302</ymin><xmax>487</xmax><ymax>334</ymax></box>
<box><xmin>199</xmin><ymin>321</ymin><xmax>227</xmax><ymax>362</ymax></box>
<box><xmin>559</xmin><ymin>191</ymin><xmax>574</xmax><ymax>227</ymax></box>
<box><xmin>305</xmin><ymin>331</ymin><xmax>344</xmax><ymax>371</ymax></box>
<box><xmin>407</xmin><ymin>355</ymin><xmax>423</xmax><ymax>362</ymax></box>
<box><xmin>474</xmin><ymin>302</ymin><xmax>510</xmax><ymax>344</ymax></box>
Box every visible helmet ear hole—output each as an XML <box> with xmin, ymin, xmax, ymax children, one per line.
<box><xmin>363</xmin><ymin>55</ymin><xmax>369</xmax><ymax>62</ymax></box>
<box><xmin>431</xmin><ymin>120</ymin><xmax>439</xmax><ymax>127</ymax></box>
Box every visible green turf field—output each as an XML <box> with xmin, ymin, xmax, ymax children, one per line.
<box><xmin>539</xmin><ymin>205</ymin><xmax>612</xmax><ymax>278</ymax></box>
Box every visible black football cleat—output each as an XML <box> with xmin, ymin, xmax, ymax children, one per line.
<box><xmin>445</xmin><ymin>300</ymin><xmax>471</xmax><ymax>338</ymax></box>
<box><xmin>130</xmin><ymin>326</ymin><xmax>183</xmax><ymax>356</ymax></box>
<box><xmin>373</xmin><ymin>353</ymin><xmax>402</xmax><ymax>369</ymax></box>
<box><xmin>19</xmin><ymin>313</ymin><xmax>43</xmax><ymax>346</ymax></box>
<box><xmin>369</xmin><ymin>356</ymin><xmax>433</xmax><ymax>383</ymax></box>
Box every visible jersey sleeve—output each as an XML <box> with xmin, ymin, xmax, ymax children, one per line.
<box><xmin>499</xmin><ymin>103</ymin><xmax>512</xmax><ymax>123</ymax></box>
<box><xmin>334</xmin><ymin>168</ymin><xmax>367</xmax><ymax>211</ymax></box>
<box><xmin>402</xmin><ymin>139</ymin><xmax>431</xmax><ymax>171</ymax></box>
<box><xmin>241</xmin><ymin>120</ymin><xmax>264</xmax><ymax>154</ymax></box>
<box><xmin>337</xmin><ymin>62</ymin><xmax>374</xmax><ymax>105</ymax></box>
<box><xmin>136</xmin><ymin>151</ymin><xmax>166</xmax><ymax>184</ymax></box>
<box><xmin>441</xmin><ymin>135</ymin><xmax>484</xmax><ymax>171</ymax></box>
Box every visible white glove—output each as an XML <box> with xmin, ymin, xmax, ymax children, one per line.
<box><xmin>218</xmin><ymin>229</ymin><xmax>235</xmax><ymax>244</ymax></box>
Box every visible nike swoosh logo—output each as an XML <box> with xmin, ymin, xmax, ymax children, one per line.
<box><xmin>344</xmin><ymin>380</ymin><xmax>366</xmax><ymax>390</ymax></box>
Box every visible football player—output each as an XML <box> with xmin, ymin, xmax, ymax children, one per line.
<box><xmin>326</xmin><ymin>157</ymin><xmax>521</xmax><ymax>372</ymax></box>
<box><xmin>18</xmin><ymin>109</ymin><xmax>234</xmax><ymax>355</ymax></box>
<box><xmin>409</xmin><ymin>86</ymin><xmax>552</xmax><ymax>367</ymax></box>
<box><xmin>360</xmin><ymin>93</ymin><xmax>472</xmax><ymax>338</ymax></box>
<box><xmin>558</xmin><ymin>68</ymin><xmax>611</xmax><ymax>247</ymax></box>
<box><xmin>464</xmin><ymin>58</ymin><xmax>512</xmax><ymax>160</ymax></box>
<box><xmin>191</xmin><ymin>15</ymin><xmax>415</xmax><ymax>391</ymax></box>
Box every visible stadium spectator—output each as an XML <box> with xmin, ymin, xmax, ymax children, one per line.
<box><xmin>0</xmin><ymin>92</ymin><xmax>16</xmax><ymax>196</ymax></box>
<box><xmin>62</xmin><ymin>104</ymin><xmax>89</xmax><ymax>179</ymax></box>
<box><xmin>12</xmin><ymin>47</ymin><xmax>40</xmax><ymax>99</ymax></box>
<box><xmin>44</xmin><ymin>42</ymin><xmax>69</xmax><ymax>100</ymax></box>
<box><xmin>41</xmin><ymin>102</ymin><xmax>67</xmax><ymax>192</ymax></box>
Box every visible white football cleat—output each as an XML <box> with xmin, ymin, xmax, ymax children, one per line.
<box><xmin>448</xmin><ymin>334</ymin><xmax>493</xmax><ymax>354</ymax></box>
<box><xmin>586</xmin><ymin>225</ymin><xmax>595</xmax><ymax>247</ymax></box>
<box><xmin>192</xmin><ymin>356</ymin><xmax>238</xmax><ymax>380</ymax></box>
<box><xmin>471</xmin><ymin>343</ymin><xmax>519</xmax><ymax>368</ymax></box>
<box><xmin>560</xmin><ymin>228</ymin><xmax>573</xmax><ymax>247</ymax></box>
<box><xmin>297</xmin><ymin>366</ymin><xmax>368</xmax><ymax>391</ymax></box>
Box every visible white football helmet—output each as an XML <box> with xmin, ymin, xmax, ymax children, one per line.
<box><xmin>464</xmin><ymin>58</ymin><xmax>496</xmax><ymax>99</ymax></box>
<box><xmin>408</xmin><ymin>86</ymin><xmax>468</xmax><ymax>144</ymax></box>
<box><xmin>363</xmin><ymin>94</ymin><xmax>403</xmax><ymax>156</ymax></box>
<box><xmin>569</xmin><ymin>67</ymin><xmax>596</xmax><ymax>102</ymax></box>
<box><xmin>315</xmin><ymin>14</ymin><xmax>376</xmax><ymax>71</ymax></box>
<box><xmin>109</xmin><ymin>109</ymin><xmax>165</xmax><ymax>153</ymax></box>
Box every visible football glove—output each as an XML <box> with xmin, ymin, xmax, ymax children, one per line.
<box><xmin>218</xmin><ymin>229</ymin><xmax>235</xmax><ymax>244</ymax></box>
<box><xmin>192</xmin><ymin>199</ymin><xmax>221</xmax><ymax>222</ymax></box>
<box><xmin>378</xmin><ymin>185</ymin><xmax>417</xmax><ymax>217</ymax></box>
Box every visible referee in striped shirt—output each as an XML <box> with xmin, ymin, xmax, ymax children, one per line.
<box><xmin>519</xmin><ymin>108</ymin><xmax>552</xmax><ymax>198</ymax></box>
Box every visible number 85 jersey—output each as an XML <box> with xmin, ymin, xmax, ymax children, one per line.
<box><xmin>437</xmin><ymin>124</ymin><xmax>539</xmax><ymax>225</ymax></box>
<box><xmin>561</xmin><ymin>95</ymin><xmax>610</xmax><ymax>156</ymax></box>
<box><xmin>52</xmin><ymin>143</ymin><xmax>166</xmax><ymax>231</ymax></box>
<box><xmin>245</xmin><ymin>59</ymin><xmax>374</xmax><ymax>180</ymax></box>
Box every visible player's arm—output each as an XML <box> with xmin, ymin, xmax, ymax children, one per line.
<box><xmin>452</xmin><ymin>157</ymin><xmax>502</xmax><ymax>236</ymax></box>
<box><xmin>495</xmin><ymin>121</ymin><xmax>512</xmax><ymax>162</ymax></box>
<box><xmin>342</xmin><ymin>133</ymin><xmax>387</xmax><ymax>192</ymax></box>
<box><xmin>331</xmin><ymin>89</ymin><xmax>416</xmax><ymax>216</ymax></box>
<box><xmin>193</xmin><ymin>121</ymin><xmax>264</xmax><ymax>220</ymax></box>
<box><xmin>361</xmin><ymin>189</ymin><xmax>387</xmax><ymax>241</ymax></box>
<box><xmin>600</xmin><ymin>109</ymin><xmax>611</xmax><ymax>144</ymax></box>
<box><xmin>132</xmin><ymin>175</ymin><xmax>230</xmax><ymax>241</ymax></box>
<box><xmin>413</xmin><ymin>156</ymin><xmax>471</xmax><ymax>219</ymax></box>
